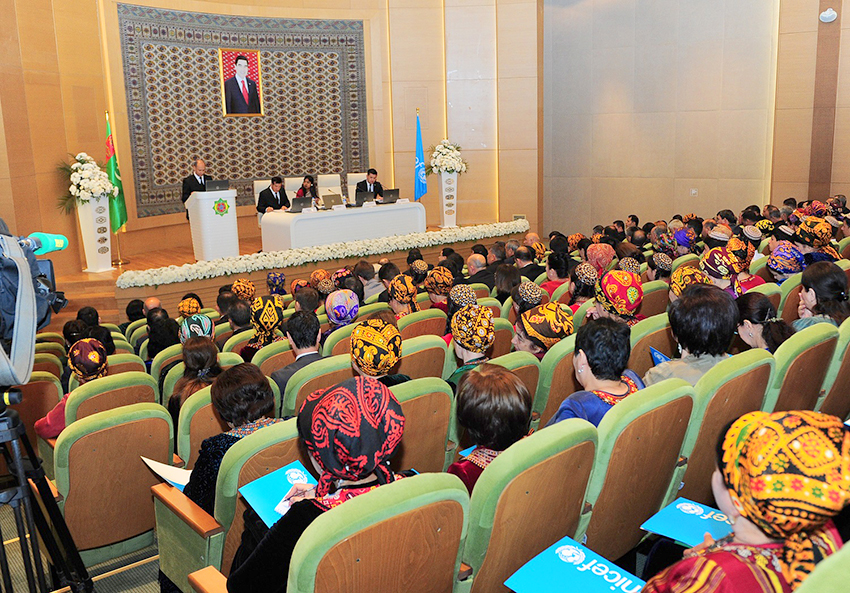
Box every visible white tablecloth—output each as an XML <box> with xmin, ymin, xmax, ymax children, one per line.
<box><xmin>261</xmin><ymin>202</ymin><xmax>427</xmax><ymax>251</ymax></box>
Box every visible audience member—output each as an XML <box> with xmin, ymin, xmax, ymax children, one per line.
<box><xmin>766</xmin><ymin>240</ymin><xmax>804</xmax><ymax>284</ymax></box>
<box><xmin>376</xmin><ymin>262</ymin><xmax>401</xmax><ymax>303</ymax></box>
<box><xmin>669</xmin><ymin>266</ymin><xmax>712</xmax><ymax>302</ymax></box>
<box><xmin>444</xmin><ymin>284</ymin><xmax>479</xmax><ymax>342</ymax></box>
<box><xmin>540</xmin><ymin>252</ymin><xmax>572</xmax><ymax>296</ymax></box>
<box><xmin>387</xmin><ymin>274</ymin><xmax>420</xmax><ymax>319</ymax></box>
<box><xmin>147</xmin><ymin>318</ymin><xmax>180</xmax><ymax>365</ymax></box>
<box><xmin>177</xmin><ymin>296</ymin><xmax>201</xmax><ymax>319</ymax></box>
<box><xmin>794</xmin><ymin>217</ymin><xmax>841</xmax><ymax>264</ymax></box>
<box><xmin>494</xmin><ymin>264</ymin><xmax>521</xmax><ymax>304</ymax></box>
<box><xmin>266</xmin><ymin>272</ymin><xmax>287</xmax><ymax>296</ymax></box>
<box><xmin>447</xmin><ymin>364</ymin><xmax>532</xmax><ymax>494</ymax></box>
<box><xmin>512</xmin><ymin>303</ymin><xmax>574</xmax><ymax>360</ymax></box>
<box><xmin>120</xmin><ymin>299</ymin><xmax>145</xmax><ymax>334</ymax></box>
<box><xmin>76</xmin><ymin>306</ymin><xmax>99</xmax><ymax>327</ymax></box>
<box><xmin>504</xmin><ymin>239</ymin><xmax>520</xmax><ymax>265</ymax></box>
<box><xmin>647</xmin><ymin>253</ymin><xmax>673</xmax><ymax>283</ymax></box>
<box><xmin>293</xmin><ymin>287</ymin><xmax>320</xmax><ymax>313</ymax></box>
<box><xmin>60</xmin><ymin>320</ymin><xmax>88</xmax><ymax>391</ymax></box>
<box><xmin>230</xmin><ymin>278</ymin><xmax>256</xmax><ymax>301</ymax></box>
<box><xmin>644</xmin><ymin>284</ymin><xmax>738</xmax><ymax>386</ymax></box>
<box><xmin>270</xmin><ymin>311</ymin><xmax>322</xmax><ymax>406</ymax></box>
<box><xmin>350</xmin><ymin>318</ymin><xmax>408</xmax><ymax>387</ymax></box>
<box><xmin>593</xmin><ymin>270</ymin><xmax>644</xmax><ymax>326</ymax></box>
<box><xmin>794</xmin><ymin>261</ymin><xmax>850</xmax><ymax>330</ymax></box>
<box><xmin>486</xmin><ymin>243</ymin><xmax>507</xmax><ymax>274</ymax></box>
<box><xmin>323</xmin><ymin>289</ymin><xmax>359</xmax><ymax>342</ymax></box>
<box><xmin>447</xmin><ymin>304</ymin><xmax>495</xmax><ymax>390</ymax></box>
<box><xmin>143</xmin><ymin>297</ymin><xmax>161</xmax><ymax>316</ymax></box>
<box><xmin>354</xmin><ymin>260</ymin><xmax>383</xmax><ymax>300</ymax></box>
<box><xmin>700</xmin><ymin>247</ymin><xmax>744</xmax><ymax>298</ymax></box>
<box><xmin>548</xmin><ymin>317</ymin><xmax>643</xmax><ymax>427</ymax></box>
<box><xmin>86</xmin><ymin>325</ymin><xmax>116</xmax><ymax>355</ymax></box>
<box><xmin>423</xmin><ymin>266</ymin><xmax>453</xmax><ymax>314</ymax></box>
<box><xmin>216</xmin><ymin>291</ymin><xmax>237</xmax><ymax>325</ymax></box>
<box><xmin>514</xmin><ymin>246</ymin><xmax>544</xmax><ymax>281</ymax></box>
<box><xmin>240</xmin><ymin>296</ymin><xmax>285</xmax><ymax>363</ymax></box>
<box><xmin>408</xmin><ymin>259</ymin><xmax>429</xmax><ymax>288</ymax></box>
<box><xmin>586</xmin><ymin>243</ymin><xmax>616</xmax><ymax>276</ymax></box>
<box><xmin>168</xmin><ymin>337</ymin><xmax>222</xmax><ymax>430</ymax></box>
<box><xmin>216</xmin><ymin>300</ymin><xmax>251</xmax><ymax>350</ymax></box>
<box><xmin>735</xmin><ymin>292</ymin><xmax>794</xmax><ymax>353</ymax></box>
<box><xmin>462</xmin><ymin>254</ymin><xmax>495</xmax><ymax>290</ymax></box>
<box><xmin>568</xmin><ymin>263</ymin><xmax>598</xmax><ymax>313</ymax></box>
<box><xmin>510</xmin><ymin>281</ymin><xmax>544</xmax><ymax>319</ymax></box>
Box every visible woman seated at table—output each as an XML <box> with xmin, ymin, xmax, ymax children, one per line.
<box><xmin>547</xmin><ymin>317</ymin><xmax>643</xmax><ymax>427</ymax></box>
<box><xmin>295</xmin><ymin>175</ymin><xmax>321</xmax><ymax>208</ymax></box>
<box><xmin>227</xmin><ymin>377</ymin><xmax>410</xmax><ymax>592</ymax></box>
<box><xmin>643</xmin><ymin>410</ymin><xmax>849</xmax><ymax>592</ymax></box>
<box><xmin>448</xmin><ymin>364</ymin><xmax>532</xmax><ymax>494</ymax></box>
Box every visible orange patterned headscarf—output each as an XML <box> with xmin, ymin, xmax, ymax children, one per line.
<box><xmin>586</xmin><ymin>243</ymin><xmax>616</xmax><ymax>275</ymax></box>
<box><xmin>721</xmin><ymin>411</ymin><xmax>850</xmax><ymax>590</ymax></box>
<box><xmin>309</xmin><ymin>269</ymin><xmax>331</xmax><ymax>289</ymax></box>
<box><xmin>568</xmin><ymin>233</ymin><xmax>587</xmax><ymax>252</ymax></box>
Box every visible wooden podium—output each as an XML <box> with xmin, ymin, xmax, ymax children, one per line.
<box><xmin>186</xmin><ymin>189</ymin><xmax>240</xmax><ymax>261</ymax></box>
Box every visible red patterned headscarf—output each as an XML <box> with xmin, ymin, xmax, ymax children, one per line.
<box><xmin>309</xmin><ymin>269</ymin><xmax>331</xmax><ymax>289</ymax></box>
<box><xmin>68</xmin><ymin>338</ymin><xmax>109</xmax><ymax>382</ymax></box>
<box><xmin>595</xmin><ymin>270</ymin><xmax>643</xmax><ymax>323</ymax></box>
<box><xmin>290</xmin><ymin>279</ymin><xmax>310</xmax><ymax>294</ymax></box>
<box><xmin>700</xmin><ymin>247</ymin><xmax>742</xmax><ymax>296</ymax></box>
<box><xmin>721</xmin><ymin>411</ymin><xmax>850</xmax><ymax>590</ymax></box>
<box><xmin>586</xmin><ymin>243</ymin><xmax>616</xmax><ymax>275</ymax></box>
<box><xmin>298</xmin><ymin>376</ymin><xmax>405</xmax><ymax>497</ymax></box>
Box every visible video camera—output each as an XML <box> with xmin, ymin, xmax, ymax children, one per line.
<box><xmin>0</xmin><ymin>217</ymin><xmax>68</xmax><ymax>388</ymax></box>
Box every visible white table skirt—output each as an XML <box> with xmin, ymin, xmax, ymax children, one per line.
<box><xmin>261</xmin><ymin>202</ymin><xmax>427</xmax><ymax>251</ymax></box>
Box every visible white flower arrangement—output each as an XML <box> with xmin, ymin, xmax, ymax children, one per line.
<box><xmin>59</xmin><ymin>152</ymin><xmax>117</xmax><ymax>211</ymax></box>
<box><xmin>116</xmin><ymin>219</ymin><xmax>530</xmax><ymax>289</ymax></box>
<box><xmin>427</xmin><ymin>140</ymin><xmax>468</xmax><ymax>175</ymax></box>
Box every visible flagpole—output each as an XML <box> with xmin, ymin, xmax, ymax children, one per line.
<box><xmin>106</xmin><ymin>110</ymin><xmax>129</xmax><ymax>267</ymax></box>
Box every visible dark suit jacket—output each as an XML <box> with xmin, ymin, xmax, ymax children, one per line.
<box><xmin>257</xmin><ymin>187</ymin><xmax>290</xmax><ymax>213</ymax></box>
<box><xmin>355</xmin><ymin>179</ymin><xmax>384</xmax><ymax>198</ymax></box>
<box><xmin>460</xmin><ymin>269</ymin><xmax>496</xmax><ymax>290</ymax></box>
<box><xmin>270</xmin><ymin>352</ymin><xmax>323</xmax><ymax>413</ymax></box>
<box><xmin>182</xmin><ymin>174</ymin><xmax>212</xmax><ymax>204</ymax></box>
<box><xmin>224</xmin><ymin>77</ymin><xmax>261</xmax><ymax>114</ymax></box>
<box><xmin>485</xmin><ymin>259</ymin><xmax>506</xmax><ymax>275</ymax></box>
<box><xmin>518</xmin><ymin>263</ymin><xmax>545</xmax><ymax>281</ymax></box>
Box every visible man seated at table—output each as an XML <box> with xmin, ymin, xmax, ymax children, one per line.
<box><xmin>257</xmin><ymin>176</ymin><xmax>290</xmax><ymax>214</ymax></box>
<box><xmin>356</xmin><ymin>168</ymin><xmax>384</xmax><ymax>200</ymax></box>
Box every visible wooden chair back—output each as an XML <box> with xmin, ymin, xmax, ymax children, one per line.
<box><xmin>755</xmin><ymin>265</ymin><xmax>775</xmax><ymax>284</ymax></box>
<box><xmin>391</xmin><ymin>389</ymin><xmax>453</xmax><ymax>474</ymax></box>
<box><xmin>71</xmin><ymin>382</ymin><xmax>158</xmax><ymax>423</ymax></box>
<box><xmin>485</xmin><ymin>325</ymin><xmax>513</xmax><ymax>359</ymax></box>
<box><xmin>636</xmin><ymin>285</ymin><xmax>669</xmax><ymax>319</ymax></box>
<box><xmin>257</xmin><ymin>349</ymin><xmax>296</xmax><ymax>377</ymax></box>
<box><xmin>820</xmin><ymin>343</ymin><xmax>850</xmax><ymax>420</ymax></box>
<box><xmin>400</xmin><ymin>316</ymin><xmax>447</xmax><ymax>340</ymax></box>
<box><xmin>185</xmin><ymin>403</ymin><xmax>228</xmax><ymax>470</ymax></box>
<box><xmin>539</xmin><ymin>350</ymin><xmax>581</xmax><ymax>428</ymax></box>
<box><xmin>628</xmin><ymin>323</ymin><xmax>677</xmax><ymax>378</ymax></box>
<box><xmin>780</xmin><ymin>284</ymin><xmax>803</xmax><ymax>324</ymax></box>
<box><xmin>773</xmin><ymin>336</ymin><xmax>837</xmax><ymax>412</ymax></box>
<box><xmin>108</xmin><ymin>358</ymin><xmax>146</xmax><ymax>375</ymax></box>
<box><xmin>11</xmin><ymin>375</ymin><xmax>62</xmax><ymax>456</ymax></box>
<box><xmin>331</xmin><ymin>337</ymin><xmax>352</xmax><ymax>356</ymax></box>
<box><xmin>395</xmin><ymin>343</ymin><xmax>446</xmax><ymax>380</ymax></box>
<box><xmin>33</xmin><ymin>353</ymin><xmax>63</xmax><ymax>379</ymax></box>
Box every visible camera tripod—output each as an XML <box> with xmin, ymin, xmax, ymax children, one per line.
<box><xmin>0</xmin><ymin>387</ymin><xmax>92</xmax><ymax>592</ymax></box>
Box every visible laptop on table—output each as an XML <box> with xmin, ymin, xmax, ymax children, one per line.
<box><xmin>289</xmin><ymin>197</ymin><xmax>313</xmax><ymax>213</ymax></box>
<box><xmin>355</xmin><ymin>191</ymin><xmax>376</xmax><ymax>207</ymax></box>
<box><xmin>379</xmin><ymin>189</ymin><xmax>400</xmax><ymax>204</ymax></box>
<box><xmin>206</xmin><ymin>180</ymin><xmax>230</xmax><ymax>191</ymax></box>
<box><xmin>323</xmin><ymin>193</ymin><xmax>344</xmax><ymax>208</ymax></box>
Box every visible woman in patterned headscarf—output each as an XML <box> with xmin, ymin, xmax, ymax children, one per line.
<box><xmin>512</xmin><ymin>303</ymin><xmax>574</xmax><ymax>359</ymax></box>
<box><xmin>586</xmin><ymin>243</ymin><xmax>616</xmax><ymax>276</ymax></box>
<box><xmin>593</xmin><ymin>270</ymin><xmax>645</xmax><ymax>326</ymax></box>
<box><xmin>331</xmin><ymin>268</ymin><xmax>352</xmax><ymax>290</ymax></box>
<box><xmin>407</xmin><ymin>259</ymin><xmax>430</xmax><ymax>287</ymax></box>
<box><xmin>568</xmin><ymin>233</ymin><xmax>587</xmax><ymax>254</ymax></box>
<box><xmin>644</xmin><ymin>410</ymin><xmax>849</xmax><ymax>593</ymax></box>
<box><xmin>290</xmin><ymin>279</ymin><xmax>310</xmax><ymax>295</ymax></box>
<box><xmin>669</xmin><ymin>266</ymin><xmax>713</xmax><ymax>302</ymax></box>
<box><xmin>387</xmin><ymin>274</ymin><xmax>420</xmax><ymax>319</ymax></box>
<box><xmin>239</xmin><ymin>296</ymin><xmax>285</xmax><ymax>363</ymax></box>
<box><xmin>767</xmin><ymin>241</ymin><xmax>804</xmax><ymax>285</ymax></box>
<box><xmin>323</xmin><ymin>289</ymin><xmax>360</xmax><ymax>344</ymax></box>
<box><xmin>701</xmin><ymin>247</ymin><xmax>745</xmax><ymax>298</ymax></box>
<box><xmin>795</xmin><ymin>216</ymin><xmax>842</xmax><ymax>265</ymax></box>
<box><xmin>350</xmin><ymin>318</ymin><xmax>408</xmax><ymax>387</ymax></box>
<box><xmin>647</xmin><ymin>252</ymin><xmax>673</xmax><ymax>283</ymax></box>
<box><xmin>447</xmin><ymin>304</ymin><xmax>495</xmax><ymax>390</ymax></box>
<box><xmin>423</xmin><ymin>266</ymin><xmax>453</xmax><ymax>314</ymax></box>
<box><xmin>179</xmin><ymin>313</ymin><xmax>215</xmax><ymax>344</ymax></box>
<box><xmin>727</xmin><ymin>236</ymin><xmax>767</xmax><ymax>294</ymax></box>
<box><xmin>35</xmin><ymin>338</ymin><xmax>109</xmax><ymax>440</ymax></box>
<box><xmin>568</xmin><ymin>262</ymin><xmax>598</xmax><ymax>314</ymax></box>
<box><xmin>231</xmin><ymin>278</ymin><xmax>256</xmax><ymax>301</ymax></box>
<box><xmin>266</xmin><ymin>272</ymin><xmax>287</xmax><ymax>296</ymax></box>
<box><xmin>168</xmin><ymin>337</ymin><xmax>223</xmax><ymax>431</ymax></box>
<box><xmin>309</xmin><ymin>269</ymin><xmax>331</xmax><ymax>289</ymax></box>
<box><xmin>228</xmin><ymin>376</ymin><xmax>411</xmax><ymax>590</ymax></box>
<box><xmin>509</xmin><ymin>281</ymin><xmax>545</xmax><ymax>323</ymax></box>
<box><xmin>177</xmin><ymin>297</ymin><xmax>201</xmax><ymax>319</ymax></box>
<box><xmin>673</xmin><ymin>227</ymin><xmax>697</xmax><ymax>256</ymax></box>
<box><xmin>618</xmin><ymin>256</ymin><xmax>641</xmax><ymax>275</ymax></box>
<box><xmin>445</xmin><ymin>284</ymin><xmax>479</xmax><ymax>344</ymax></box>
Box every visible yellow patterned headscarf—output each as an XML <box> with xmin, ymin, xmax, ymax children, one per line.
<box><xmin>796</xmin><ymin>217</ymin><xmax>841</xmax><ymax>260</ymax></box>
<box><xmin>249</xmin><ymin>296</ymin><xmax>283</xmax><ymax>345</ymax></box>
<box><xmin>177</xmin><ymin>297</ymin><xmax>201</xmax><ymax>318</ymax></box>
<box><xmin>424</xmin><ymin>266</ymin><xmax>454</xmax><ymax>297</ymax></box>
<box><xmin>531</xmin><ymin>241</ymin><xmax>546</xmax><ymax>261</ymax></box>
<box><xmin>594</xmin><ymin>270</ymin><xmax>643</xmax><ymax>319</ymax></box>
<box><xmin>231</xmin><ymin>278</ymin><xmax>256</xmax><ymax>301</ymax></box>
<box><xmin>518</xmin><ymin>303</ymin><xmax>574</xmax><ymax>351</ymax></box>
<box><xmin>721</xmin><ymin>411</ymin><xmax>850</xmax><ymax>590</ymax></box>
<box><xmin>68</xmin><ymin>338</ymin><xmax>109</xmax><ymax>382</ymax></box>
<box><xmin>727</xmin><ymin>237</ymin><xmax>753</xmax><ymax>274</ymax></box>
<box><xmin>388</xmin><ymin>274</ymin><xmax>420</xmax><ymax>312</ymax></box>
<box><xmin>350</xmin><ymin>318</ymin><xmax>402</xmax><ymax>376</ymax></box>
<box><xmin>669</xmin><ymin>266</ymin><xmax>712</xmax><ymax>297</ymax></box>
<box><xmin>568</xmin><ymin>233</ymin><xmax>587</xmax><ymax>252</ymax></box>
<box><xmin>451</xmin><ymin>304</ymin><xmax>495</xmax><ymax>353</ymax></box>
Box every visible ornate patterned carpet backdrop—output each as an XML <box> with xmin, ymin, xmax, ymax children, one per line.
<box><xmin>117</xmin><ymin>4</ymin><xmax>369</xmax><ymax>218</ymax></box>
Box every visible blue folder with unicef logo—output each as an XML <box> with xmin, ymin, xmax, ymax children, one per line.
<box><xmin>505</xmin><ymin>536</ymin><xmax>644</xmax><ymax>593</ymax></box>
<box><xmin>238</xmin><ymin>460</ymin><xmax>318</xmax><ymax>528</ymax></box>
<box><xmin>640</xmin><ymin>497</ymin><xmax>733</xmax><ymax>548</ymax></box>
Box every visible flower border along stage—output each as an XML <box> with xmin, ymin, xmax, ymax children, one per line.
<box><xmin>116</xmin><ymin>219</ymin><xmax>530</xmax><ymax>289</ymax></box>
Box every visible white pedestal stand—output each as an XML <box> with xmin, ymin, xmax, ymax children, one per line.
<box><xmin>77</xmin><ymin>196</ymin><xmax>115</xmax><ymax>273</ymax></box>
<box><xmin>439</xmin><ymin>172</ymin><xmax>458</xmax><ymax>228</ymax></box>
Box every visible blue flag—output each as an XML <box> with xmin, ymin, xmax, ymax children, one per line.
<box><xmin>414</xmin><ymin>114</ymin><xmax>427</xmax><ymax>201</ymax></box>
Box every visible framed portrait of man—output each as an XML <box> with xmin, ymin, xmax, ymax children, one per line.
<box><xmin>219</xmin><ymin>49</ymin><xmax>264</xmax><ymax>116</ymax></box>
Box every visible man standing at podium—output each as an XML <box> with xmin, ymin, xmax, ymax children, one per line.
<box><xmin>356</xmin><ymin>168</ymin><xmax>384</xmax><ymax>200</ymax></box>
<box><xmin>181</xmin><ymin>159</ymin><xmax>211</xmax><ymax>219</ymax></box>
<box><xmin>257</xmin><ymin>176</ymin><xmax>290</xmax><ymax>213</ymax></box>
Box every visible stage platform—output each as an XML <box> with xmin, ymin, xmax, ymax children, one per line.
<box><xmin>45</xmin><ymin>225</ymin><xmax>526</xmax><ymax>334</ymax></box>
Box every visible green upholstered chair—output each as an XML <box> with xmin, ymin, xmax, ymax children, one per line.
<box><xmin>470</xmin><ymin>283</ymin><xmax>491</xmax><ymax>300</ymax></box>
<box><xmin>677</xmin><ymin>349</ymin><xmax>775</xmax><ymax>506</ymax></box>
<box><xmin>124</xmin><ymin>318</ymin><xmax>146</xmax><ymax>341</ymax></box>
<box><xmin>154</xmin><ymin>420</ymin><xmax>309</xmax><ymax>590</ymax></box>
<box><xmin>671</xmin><ymin>254</ymin><xmax>699</xmax><ymax>273</ymax></box>
<box><xmin>395</xmin><ymin>335</ymin><xmax>449</xmax><ymax>380</ymax></box>
<box><xmin>222</xmin><ymin>329</ymin><xmax>256</xmax><ymax>354</ymax></box>
<box><xmin>356</xmin><ymin>302</ymin><xmax>390</xmax><ymax>318</ymax></box>
<box><xmin>476</xmin><ymin>297</ymin><xmax>502</xmax><ymax>320</ymax></box>
<box><xmin>794</xmin><ymin>538</ymin><xmax>850</xmax><ymax>592</ymax></box>
<box><xmin>628</xmin><ymin>313</ymin><xmax>677</xmax><ymax>379</ymax></box>
<box><xmin>33</xmin><ymin>352</ymin><xmax>63</xmax><ymax>380</ymax></box>
<box><xmin>161</xmin><ymin>352</ymin><xmax>244</xmax><ymax>408</ymax></box>
<box><xmin>282</xmin><ymin>355</ymin><xmax>356</xmax><ymax>417</ymax></box>
<box><xmin>129</xmin><ymin>325</ymin><xmax>149</xmax><ymax>348</ymax></box>
<box><xmin>151</xmin><ymin>344</ymin><xmax>184</xmax><ymax>397</ymax></box>
<box><xmin>572</xmin><ymin>298</ymin><xmax>595</xmax><ymax>330</ymax></box>
<box><xmin>549</xmin><ymin>282</ymin><xmax>571</xmax><ymax>305</ymax></box>
<box><xmin>758</xmin><ymin>238</ymin><xmax>771</xmax><ymax>256</ymax></box>
<box><xmin>138</xmin><ymin>339</ymin><xmax>149</xmax><ymax>361</ymax></box>
<box><xmin>534</xmin><ymin>272</ymin><xmax>548</xmax><ymax>285</ymax></box>
<box><xmin>748</xmin><ymin>282</ymin><xmax>781</xmax><ymax>311</ymax></box>
<box><xmin>68</xmin><ymin>353</ymin><xmax>147</xmax><ymax>392</ymax></box>
<box><xmin>485</xmin><ymin>317</ymin><xmax>514</xmax><ymax>360</ymax></box>
<box><xmin>388</xmin><ymin>378</ymin><xmax>458</xmax><ymax>473</ymax></box>
<box><xmin>456</xmin><ymin>419</ymin><xmax>597</xmax><ymax>593</ymax></box>
<box><xmin>9</xmin><ymin>372</ymin><xmax>62</xmax><ymax>460</ymax></box>
<box><xmin>252</xmin><ymin>340</ymin><xmax>295</xmax><ymax>377</ymax></box>
<box><xmin>110</xmin><ymin>331</ymin><xmax>126</xmax><ymax>343</ymax></box>
<box><xmin>36</xmin><ymin>331</ymin><xmax>65</xmax><ymax>345</ymax></box>
<box><xmin>534</xmin><ymin>334</ymin><xmax>580</xmax><ymax>430</ymax></box>
<box><xmin>54</xmin><ymin>403</ymin><xmax>172</xmax><ymax>567</ymax></box>
<box><xmin>839</xmin><ymin>236</ymin><xmax>850</xmax><ymax>260</ymax></box>
<box><xmin>112</xmin><ymin>340</ymin><xmax>135</xmax><ymax>355</ymax></box>
<box><xmin>417</xmin><ymin>291</ymin><xmax>433</xmax><ymax>309</ymax></box>
<box><xmin>636</xmin><ymin>280</ymin><xmax>669</xmax><ymax>319</ymax></box>
<box><xmin>363</xmin><ymin>292</ymin><xmax>380</xmax><ymax>305</ymax></box>
<box><xmin>489</xmin><ymin>351</ymin><xmax>541</xmax><ymax>401</ymax></box>
<box><xmin>213</xmin><ymin>323</ymin><xmax>233</xmax><ymax>346</ymax></box>
<box><xmin>398</xmin><ymin>308</ymin><xmax>448</xmax><ymax>340</ymax></box>
<box><xmin>322</xmin><ymin>323</ymin><xmax>357</xmax><ymax>357</ymax></box>
<box><xmin>818</xmin><ymin>317</ymin><xmax>850</xmax><ymax>420</ymax></box>
<box><xmin>580</xmin><ymin>378</ymin><xmax>695</xmax><ymax>560</ymax></box>
<box><xmin>764</xmin><ymin>323</ymin><xmax>839</xmax><ymax>413</ymax></box>
<box><xmin>34</xmin><ymin>341</ymin><xmax>65</xmax><ymax>359</ymax></box>
<box><xmin>778</xmin><ymin>272</ymin><xmax>803</xmax><ymax>324</ymax></box>
<box><xmin>749</xmin><ymin>255</ymin><xmax>769</xmax><ymax>275</ymax></box>
<box><xmin>100</xmin><ymin>322</ymin><xmax>121</xmax><ymax>334</ymax></box>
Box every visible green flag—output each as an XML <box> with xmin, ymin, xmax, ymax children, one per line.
<box><xmin>105</xmin><ymin>112</ymin><xmax>128</xmax><ymax>232</ymax></box>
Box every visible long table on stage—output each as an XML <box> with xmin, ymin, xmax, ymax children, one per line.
<box><xmin>260</xmin><ymin>201</ymin><xmax>428</xmax><ymax>251</ymax></box>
